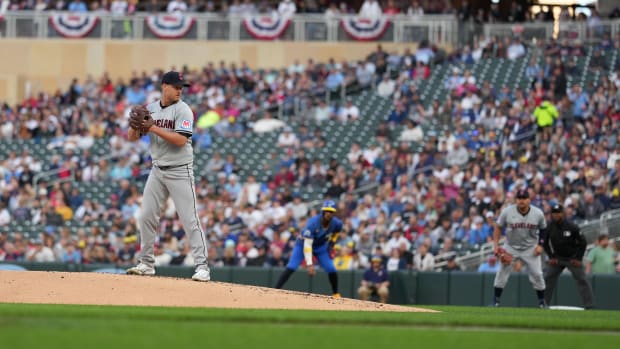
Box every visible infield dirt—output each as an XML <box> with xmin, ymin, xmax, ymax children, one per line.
<box><xmin>0</xmin><ymin>271</ymin><xmax>435</xmax><ymax>312</ymax></box>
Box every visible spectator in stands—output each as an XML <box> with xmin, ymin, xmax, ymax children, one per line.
<box><xmin>478</xmin><ymin>255</ymin><xmax>500</xmax><ymax>273</ymax></box>
<box><xmin>358</xmin><ymin>255</ymin><xmax>389</xmax><ymax>303</ymax></box>
<box><xmin>359</xmin><ymin>0</ymin><xmax>382</xmax><ymax>19</ymax></box>
<box><xmin>400</xmin><ymin>119</ymin><xmax>423</xmax><ymax>142</ymax></box>
<box><xmin>228</xmin><ymin>0</ymin><xmax>243</xmax><ymax>16</ymax></box>
<box><xmin>223</xmin><ymin>154</ymin><xmax>241</xmax><ymax>176</ymax></box>
<box><xmin>577</xmin><ymin>190</ymin><xmax>605</xmax><ymax>221</ymax></box>
<box><xmin>26</xmin><ymin>238</ymin><xmax>55</xmax><ymax>262</ymax></box>
<box><xmin>411</xmin><ymin>61</ymin><xmax>431</xmax><ymax>81</ymax></box>
<box><xmin>386</xmin><ymin>248</ymin><xmax>406</xmax><ymax>271</ymax></box>
<box><xmin>338</xmin><ymin>98</ymin><xmax>360</xmax><ymax>122</ymax></box>
<box><xmin>333</xmin><ymin>245</ymin><xmax>354</xmax><ymax>270</ymax></box>
<box><xmin>413</xmin><ymin>243</ymin><xmax>434</xmax><ymax>271</ymax></box>
<box><xmin>68</xmin><ymin>0</ymin><xmax>88</xmax><ymax>12</ymax></box>
<box><xmin>193</xmin><ymin>128</ymin><xmax>212</xmax><ymax>150</ymax></box>
<box><xmin>325</xmin><ymin>68</ymin><xmax>344</xmax><ymax>91</ymax></box>
<box><xmin>0</xmin><ymin>202</ymin><xmax>10</xmax><ymax>226</ymax></box>
<box><xmin>589</xmin><ymin>49</ymin><xmax>607</xmax><ymax>72</ymax></box>
<box><xmin>377</xmin><ymin>74</ymin><xmax>395</xmax><ymax>98</ymax></box>
<box><xmin>386</xmin><ymin>102</ymin><xmax>407</xmax><ymax>124</ymax></box>
<box><xmin>415</xmin><ymin>40</ymin><xmax>434</xmax><ymax>65</ymax></box>
<box><xmin>167</xmin><ymin>0</ymin><xmax>187</xmax><ymax>13</ymax></box>
<box><xmin>441</xmin><ymin>255</ymin><xmax>463</xmax><ymax>272</ymax></box>
<box><xmin>506</xmin><ymin>37</ymin><xmax>526</xmax><ymax>60</ymax></box>
<box><xmin>568</xmin><ymin>83</ymin><xmax>589</xmax><ymax>125</ymax></box>
<box><xmin>446</xmin><ymin>139</ymin><xmax>469</xmax><ymax>167</ymax></box>
<box><xmin>586</xmin><ymin>234</ymin><xmax>616</xmax><ymax>274</ymax></box>
<box><xmin>277</xmin><ymin>126</ymin><xmax>299</xmax><ymax>148</ymax></box>
<box><xmin>382</xmin><ymin>0</ymin><xmax>399</xmax><ymax>16</ymax></box>
<box><xmin>407</xmin><ymin>0</ymin><xmax>424</xmax><ymax>17</ymax></box>
<box><xmin>277</xmin><ymin>0</ymin><xmax>296</xmax><ymax>17</ymax></box>
<box><xmin>205</xmin><ymin>151</ymin><xmax>225</xmax><ymax>174</ymax></box>
<box><xmin>312</xmin><ymin>99</ymin><xmax>330</xmax><ymax>123</ymax></box>
<box><xmin>111</xmin><ymin>0</ymin><xmax>128</xmax><ymax>15</ymax></box>
<box><xmin>61</xmin><ymin>240</ymin><xmax>82</xmax><ymax>263</ymax></box>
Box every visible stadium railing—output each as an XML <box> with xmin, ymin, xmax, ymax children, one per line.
<box><xmin>33</xmin><ymin>166</ymin><xmax>76</xmax><ymax>193</ymax></box>
<box><xmin>0</xmin><ymin>11</ymin><xmax>457</xmax><ymax>44</ymax></box>
<box><xmin>481</xmin><ymin>19</ymin><xmax>620</xmax><ymax>43</ymax></box>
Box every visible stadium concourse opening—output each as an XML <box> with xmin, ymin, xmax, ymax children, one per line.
<box><xmin>0</xmin><ymin>271</ymin><xmax>436</xmax><ymax>312</ymax></box>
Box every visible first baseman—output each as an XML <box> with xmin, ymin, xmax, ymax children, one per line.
<box><xmin>492</xmin><ymin>189</ymin><xmax>547</xmax><ymax>308</ymax></box>
<box><xmin>126</xmin><ymin>71</ymin><xmax>210</xmax><ymax>281</ymax></box>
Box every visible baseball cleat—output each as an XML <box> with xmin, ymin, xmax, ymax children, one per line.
<box><xmin>192</xmin><ymin>268</ymin><xmax>211</xmax><ymax>282</ymax></box>
<box><xmin>126</xmin><ymin>263</ymin><xmax>155</xmax><ymax>276</ymax></box>
<box><xmin>332</xmin><ymin>293</ymin><xmax>341</xmax><ymax>298</ymax></box>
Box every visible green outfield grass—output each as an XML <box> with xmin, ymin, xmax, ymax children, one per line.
<box><xmin>0</xmin><ymin>304</ymin><xmax>618</xmax><ymax>349</ymax></box>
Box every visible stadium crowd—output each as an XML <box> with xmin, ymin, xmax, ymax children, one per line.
<box><xmin>1</xmin><ymin>16</ymin><xmax>620</xmax><ymax>274</ymax></box>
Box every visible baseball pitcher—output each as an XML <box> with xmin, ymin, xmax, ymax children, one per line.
<box><xmin>126</xmin><ymin>71</ymin><xmax>210</xmax><ymax>282</ymax></box>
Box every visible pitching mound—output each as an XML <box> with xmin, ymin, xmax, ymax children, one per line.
<box><xmin>0</xmin><ymin>271</ymin><xmax>435</xmax><ymax>312</ymax></box>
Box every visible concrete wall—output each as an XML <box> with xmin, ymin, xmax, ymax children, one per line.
<box><xmin>0</xmin><ymin>39</ymin><xmax>438</xmax><ymax>105</ymax></box>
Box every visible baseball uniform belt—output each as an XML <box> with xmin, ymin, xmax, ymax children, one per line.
<box><xmin>157</xmin><ymin>163</ymin><xmax>190</xmax><ymax>171</ymax></box>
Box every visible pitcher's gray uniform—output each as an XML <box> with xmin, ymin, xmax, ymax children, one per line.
<box><xmin>137</xmin><ymin>99</ymin><xmax>209</xmax><ymax>272</ymax></box>
<box><xmin>494</xmin><ymin>204</ymin><xmax>547</xmax><ymax>290</ymax></box>
<box><xmin>126</xmin><ymin>71</ymin><xmax>209</xmax><ymax>281</ymax></box>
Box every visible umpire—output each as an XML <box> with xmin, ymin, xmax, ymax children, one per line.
<box><xmin>542</xmin><ymin>204</ymin><xmax>594</xmax><ymax>309</ymax></box>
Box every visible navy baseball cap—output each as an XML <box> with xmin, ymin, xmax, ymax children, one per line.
<box><xmin>515</xmin><ymin>189</ymin><xmax>529</xmax><ymax>199</ymax></box>
<box><xmin>551</xmin><ymin>204</ymin><xmax>563</xmax><ymax>213</ymax></box>
<box><xmin>161</xmin><ymin>71</ymin><xmax>190</xmax><ymax>87</ymax></box>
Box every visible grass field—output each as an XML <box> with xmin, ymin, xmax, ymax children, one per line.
<box><xmin>0</xmin><ymin>304</ymin><xmax>618</xmax><ymax>349</ymax></box>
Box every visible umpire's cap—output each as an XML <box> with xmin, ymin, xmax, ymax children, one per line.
<box><xmin>162</xmin><ymin>71</ymin><xmax>190</xmax><ymax>87</ymax></box>
<box><xmin>551</xmin><ymin>204</ymin><xmax>563</xmax><ymax>213</ymax></box>
<box><xmin>321</xmin><ymin>200</ymin><xmax>337</xmax><ymax>212</ymax></box>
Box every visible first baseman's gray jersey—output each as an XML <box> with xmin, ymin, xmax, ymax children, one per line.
<box><xmin>494</xmin><ymin>204</ymin><xmax>547</xmax><ymax>291</ymax></box>
<box><xmin>146</xmin><ymin>100</ymin><xmax>194</xmax><ymax>167</ymax></box>
<box><xmin>497</xmin><ymin>204</ymin><xmax>547</xmax><ymax>251</ymax></box>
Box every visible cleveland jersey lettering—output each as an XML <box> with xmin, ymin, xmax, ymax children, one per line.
<box><xmin>155</xmin><ymin>119</ymin><xmax>175</xmax><ymax>129</ymax></box>
<box><xmin>509</xmin><ymin>223</ymin><xmax>539</xmax><ymax>230</ymax></box>
<box><xmin>497</xmin><ymin>204</ymin><xmax>546</xmax><ymax>251</ymax></box>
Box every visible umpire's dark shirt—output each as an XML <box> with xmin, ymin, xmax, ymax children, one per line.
<box><xmin>542</xmin><ymin>219</ymin><xmax>586</xmax><ymax>260</ymax></box>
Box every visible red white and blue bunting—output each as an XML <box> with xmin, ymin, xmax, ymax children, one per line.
<box><xmin>145</xmin><ymin>14</ymin><xmax>195</xmax><ymax>39</ymax></box>
<box><xmin>340</xmin><ymin>17</ymin><xmax>391</xmax><ymax>41</ymax></box>
<box><xmin>49</xmin><ymin>13</ymin><xmax>99</xmax><ymax>38</ymax></box>
<box><xmin>242</xmin><ymin>14</ymin><xmax>291</xmax><ymax>40</ymax></box>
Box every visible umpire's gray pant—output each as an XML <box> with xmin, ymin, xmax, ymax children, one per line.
<box><xmin>544</xmin><ymin>259</ymin><xmax>594</xmax><ymax>308</ymax></box>
<box><xmin>493</xmin><ymin>244</ymin><xmax>545</xmax><ymax>290</ymax></box>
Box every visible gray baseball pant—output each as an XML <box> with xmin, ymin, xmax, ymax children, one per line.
<box><xmin>494</xmin><ymin>244</ymin><xmax>545</xmax><ymax>290</ymax></box>
<box><xmin>137</xmin><ymin>164</ymin><xmax>208</xmax><ymax>270</ymax></box>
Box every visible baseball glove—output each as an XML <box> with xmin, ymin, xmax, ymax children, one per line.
<box><xmin>129</xmin><ymin>105</ymin><xmax>154</xmax><ymax>134</ymax></box>
<box><xmin>495</xmin><ymin>248</ymin><xmax>513</xmax><ymax>265</ymax></box>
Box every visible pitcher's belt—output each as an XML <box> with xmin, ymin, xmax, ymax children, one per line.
<box><xmin>156</xmin><ymin>163</ymin><xmax>189</xmax><ymax>170</ymax></box>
